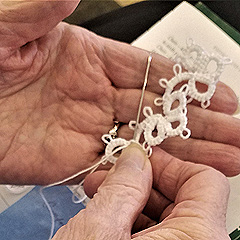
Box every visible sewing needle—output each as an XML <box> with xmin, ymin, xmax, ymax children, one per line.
<box><xmin>133</xmin><ymin>54</ymin><xmax>153</xmax><ymax>141</ymax></box>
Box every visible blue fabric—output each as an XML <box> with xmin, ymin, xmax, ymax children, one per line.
<box><xmin>0</xmin><ymin>186</ymin><xmax>85</xmax><ymax>240</ymax></box>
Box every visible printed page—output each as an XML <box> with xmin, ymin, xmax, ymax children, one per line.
<box><xmin>132</xmin><ymin>1</ymin><xmax>240</xmax><ymax>119</ymax></box>
<box><xmin>132</xmin><ymin>1</ymin><xmax>240</xmax><ymax>234</ymax></box>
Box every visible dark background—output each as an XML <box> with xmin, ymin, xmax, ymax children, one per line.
<box><xmin>64</xmin><ymin>1</ymin><xmax>240</xmax><ymax>43</ymax></box>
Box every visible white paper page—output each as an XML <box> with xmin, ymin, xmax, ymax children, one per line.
<box><xmin>132</xmin><ymin>1</ymin><xmax>240</xmax><ymax>119</ymax></box>
<box><xmin>132</xmin><ymin>1</ymin><xmax>240</xmax><ymax>233</ymax></box>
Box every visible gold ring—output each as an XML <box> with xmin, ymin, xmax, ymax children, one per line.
<box><xmin>108</xmin><ymin>121</ymin><xmax>121</xmax><ymax>139</ymax></box>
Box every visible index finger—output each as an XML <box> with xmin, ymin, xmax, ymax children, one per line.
<box><xmin>133</xmin><ymin>147</ymin><xmax>230</xmax><ymax>238</ymax></box>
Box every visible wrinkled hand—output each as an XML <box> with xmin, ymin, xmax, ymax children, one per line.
<box><xmin>53</xmin><ymin>144</ymin><xmax>230</xmax><ymax>240</ymax></box>
<box><xmin>0</xmin><ymin>1</ymin><xmax>240</xmax><ymax>185</ymax></box>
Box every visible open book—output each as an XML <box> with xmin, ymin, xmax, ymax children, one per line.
<box><xmin>132</xmin><ymin>1</ymin><xmax>240</xmax><ymax>236</ymax></box>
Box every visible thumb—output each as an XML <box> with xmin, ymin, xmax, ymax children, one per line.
<box><xmin>86</xmin><ymin>143</ymin><xmax>152</xmax><ymax>239</ymax></box>
<box><xmin>53</xmin><ymin>144</ymin><xmax>152</xmax><ymax>240</ymax></box>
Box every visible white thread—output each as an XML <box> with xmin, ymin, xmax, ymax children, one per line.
<box><xmin>40</xmin><ymin>160</ymin><xmax>104</xmax><ymax>240</ymax></box>
<box><xmin>101</xmin><ymin>40</ymin><xmax>230</xmax><ymax>164</ymax></box>
<box><xmin>161</xmin><ymin>72</ymin><xmax>192</xmax><ymax>94</ymax></box>
<box><xmin>103</xmin><ymin>138</ymin><xmax>130</xmax><ymax>164</ymax></box>
<box><xmin>128</xmin><ymin>120</ymin><xmax>143</xmax><ymax>143</ymax></box>
<box><xmin>45</xmin><ymin>160</ymin><xmax>106</xmax><ymax>188</ymax></box>
<box><xmin>39</xmin><ymin>40</ymin><xmax>230</xmax><ymax>239</ymax></box>
<box><xmin>102</xmin><ymin>134</ymin><xmax>113</xmax><ymax>144</ymax></box>
<box><xmin>187</xmin><ymin>96</ymin><xmax>193</xmax><ymax>104</ymax></box>
<box><xmin>40</xmin><ymin>187</ymin><xmax>55</xmax><ymax>240</ymax></box>
<box><xmin>162</xmin><ymin>91</ymin><xmax>187</xmax><ymax>116</ymax></box>
<box><xmin>180</xmin><ymin>128</ymin><xmax>191</xmax><ymax>139</ymax></box>
<box><xmin>71</xmin><ymin>180</ymin><xmax>88</xmax><ymax>204</ymax></box>
<box><xmin>40</xmin><ymin>141</ymin><xmax>135</xmax><ymax>239</ymax></box>
<box><xmin>72</xmin><ymin>191</ymin><xmax>87</xmax><ymax>204</ymax></box>
<box><xmin>179</xmin><ymin>84</ymin><xmax>189</xmax><ymax>94</ymax></box>
<box><xmin>165</xmin><ymin>113</ymin><xmax>188</xmax><ymax>137</ymax></box>
<box><xmin>142</xmin><ymin>113</ymin><xmax>170</xmax><ymax>146</ymax></box>
<box><xmin>129</xmin><ymin>120</ymin><xmax>136</xmax><ymax>130</ymax></box>
<box><xmin>201</xmin><ymin>100</ymin><xmax>211</xmax><ymax>109</ymax></box>
<box><xmin>143</xmin><ymin>106</ymin><xmax>154</xmax><ymax>117</ymax></box>
<box><xmin>176</xmin><ymin>38</ymin><xmax>231</xmax><ymax>79</ymax></box>
<box><xmin>142</xmin><ymin>141</ymin><xmax>152</xmax><ymax>157</ymax></box>
<box><xmin>173</xmin><ymin>63</ymin><xmax>182</xmax><ymax>76</ymax></box>
<box><xmin>159</xmin><ymin>78</ymin><xmax>168</xmax><ymax>89</ymax></box>
<box><xmin>154</xmin><ymin>97</ymin><xmax>163</xmax><ymax>106</ymax></box>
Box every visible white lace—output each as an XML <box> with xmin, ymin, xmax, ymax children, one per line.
<box><xmin>101</xmin><ymin>39</ymin><xmax>231</xmax><ymax>164</ymax></box>
<box><xmin>39</xmin><ymin>40</ymin><xmax>231</xmax><ymax>239</ymax></box>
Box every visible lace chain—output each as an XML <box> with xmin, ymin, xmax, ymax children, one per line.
<box><xmin>102</xmin><ymin>39</ymin><xmax>231</xmax><ymax>164</ymax></box>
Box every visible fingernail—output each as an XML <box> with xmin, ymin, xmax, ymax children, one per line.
<box><xmin>120</xmin><ymin>143</ymin><xmax>147</xmax><ymax>169</ymax></box>
<box><xmin>234</xmin><ymin>104</ymin><xmax>240</xmax><ymax>115</ymax></box>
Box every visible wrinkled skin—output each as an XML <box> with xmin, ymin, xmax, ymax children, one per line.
<box><xmin>0</xmin><ymin>1</ymin><xmax>240</xmax><ymax>185</ymax></box>
<box><xmin>54</xmin><ymin>145</ymin><xmax>231</xmax><ymax>240</ymax></box>
<box><xmin>0</xmin><ymin>1</ymin><xmax>239</xmax><ymax>239</ymax></box>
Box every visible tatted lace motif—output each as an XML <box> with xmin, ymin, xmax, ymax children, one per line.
<box><xmin>102</xmin><ymin>40</ymin><xmax>231</xmax><ymax>164</ymax></box>
<box><xmin>40</xmin><ymin>41</ymin><xmax>231</xmax><ymax>237</ymax></box>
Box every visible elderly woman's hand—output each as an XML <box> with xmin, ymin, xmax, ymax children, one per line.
<box><xmin>53</xmin><ymin>144</ymin><xmax>230</xmax><ymax>240</ymax></box>
<box><xmin>0</xmin><ymin>1</ymin><xmax>239</xmax><ymax>185</ymax></box>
